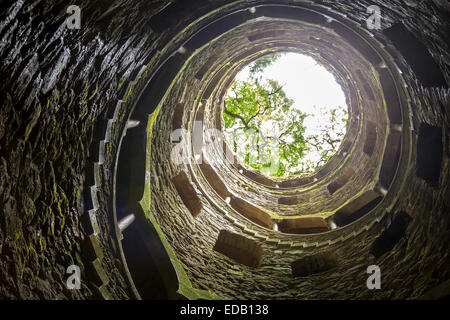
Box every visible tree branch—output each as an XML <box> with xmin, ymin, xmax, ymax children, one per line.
<box><xmin>224</xmin><ymin>107</ymin><xmax>250</xmax><ymax>130</ymax></box>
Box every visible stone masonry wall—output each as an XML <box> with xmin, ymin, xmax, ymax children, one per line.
<box><xmin>0</xmin><ymin>0</ymin><xmax>448</xmax><ymax>300</ymax></box>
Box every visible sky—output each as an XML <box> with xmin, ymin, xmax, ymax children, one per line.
<box><xmin>233</xmin><ymin>52</ymin><xmax>348</xmax><ymax>169</ymax></box>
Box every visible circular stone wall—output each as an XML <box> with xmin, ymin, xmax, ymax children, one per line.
<box><xmin>0</xmin><ymin>0</ymin><xmax>449</xmax><ymax>300</ymax></box>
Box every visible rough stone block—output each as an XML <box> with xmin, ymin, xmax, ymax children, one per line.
<box><xmin>199</xmin><ymin>159</ymin><xmax>229</xmax><ymax>199</ymax></box>
<box><xmin>247</xmin><ymin>30</ymin><xmax>287</xmax><ymax>42</ymax></box>
<box><xmin>327</xmin><ymin>167</ymin><xmax>355</xmax><ymax>195</ymax></box>
<box><xmin>172</xmin><ymin>102</ymin><xmax>185</xmax><ymax>131</ymax></box>
<box><xmin>370</xmin><ymin>211</ymin><xmax>412</xmax><ymax>259</ymax></box>
<box><xmin>242</xmin><ymin>169</ymin><xmax>275</xmax><ymax>187</ymax></box>
<box><xmin>80</xmin><ymin>210</ymin><xmax>100</xmax><ymax>237</ymax></box>
<box><xmin>278</xmin><ymin>216</ymin><xmax>330</xmax><ymax>234</ymax></box>
<box><xmin>382</xmin><ymin>131</ymin><xmax>402</xmax><ymax>168</ymax></box>
<box><xmin>213</xmin><ymin>230</ymin><xmax>262</xmax><ymax>268</ymax></box>
<box><xmin>279</xmin><ymin>177</ymin><xmax>313</xmax><ymax>188</ymax></box>
<box><xmin>277</xmin><ymin>241</ymin><xmax>292</xmax><ymax>249</ymax></box>
<box><xmin>291</xmin><ymin>252</ymin><xmax>338</xmax><ymax>277</ymax></box>
<box><xmin>222</xmin><ymin>143</ymin><xmax>237</xmax><ymax>165</ymax></box>
<box><xmin>230</xmin><ymin>196</ymin><xmax>274</xmax><ymax>229</ymax></box>
<box><xmin>363</xmin><ymin>121</ymin><xmax>377</xmax><ymax>156</ymax></box>
<box><xmin>330</xmin><ymin>21</ymin><xmax>381</xmax><ymax>65</ymax></box>
<box><xmin>317</xmin><ymin>154</ymin><xmax>341</xmax><ymax>179</ymax></box>
<box><xmin>172</xmin><ymin>172</ymin><xmax>203</xmax><ymax>218</ymax></box>
<box><xmin>378</xmin><ymin>68</ymin><xmax>402</xmax><ymax>124</ymax></box>
<box><xmin>81</xmin><ymin>234</ymin><xmax>104</xmax><ymax>262</ymax></box>
<box><xmin>195</xmin><ymin>54</ymin><xmax>218</xmax><ymax>80</ymax></box>
<box><xmin>257</xmin><ymin>6</ymin><xmax>325</xmax><ymax>26</ymax></box>
<box><xmin>91</xmin><ymin>282</ymin><xmax>113</xmax><ymax>300</ymax></box>
<box><xmin>202</xmin><ymin>68</ymin><xmax>226</xmax><ymax>100</ymax></box>
<box><xmin>379</xmin><ymin>131</ymin><xmax>401</xmax><ymax>188</ymax></box>
<box><xmin>86</xmin><ymin>258</ymin><xmax>109</xmax><ymax>286</ymax></box>
<box><xmin>356</xmin><ymin>69</ymin><xmax>375</xmax><ymax>101</ymax></box>
<box><xmin>343</xmin><ymin>190</ymin><xmax>382</xmax><ymax>214</ymax></box>
<box><xmin>334</xmin><ymin>189</ymin><xmax>384</xmax><ymax>226</ymax></box>
<box><xmin>265</xmin><ymin>238</ymin><xmax>280</xmax><ymax>246</ymax></box>
<box><xmin>278</xmin><ymin>196</ymin><xmax>300</xmax><ymax>205</ymax></box>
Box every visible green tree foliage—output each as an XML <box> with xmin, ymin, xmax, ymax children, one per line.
<box><xmin>223</xmin><ymin>54</ymin><xmax>347</xmax><ymax>177</ymax></box>
<box><xmin>306</xmin><ymin>107</ymin><xmax>348</xmax><ymax>168</ymax></box>
<box><xmin>248</xmin><ymin>54</ymin><xmax>281</xmax><ymax>75</ymax></box>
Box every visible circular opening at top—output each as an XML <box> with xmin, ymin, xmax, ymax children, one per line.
<box><xmin>223</xmin><ymin>52</ymin><xmax>348</xmax><ymax>178</ymax></box>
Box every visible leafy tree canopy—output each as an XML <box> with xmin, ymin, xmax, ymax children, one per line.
<box><xmin>248</xmin><ymin>54</ymin><xmax>282</xmax><ymax>75</ymax></box>
<box><xmin>223</xmin><ymin>53</ymin><xmax>347</xmax><ymax>177</ymax></box>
